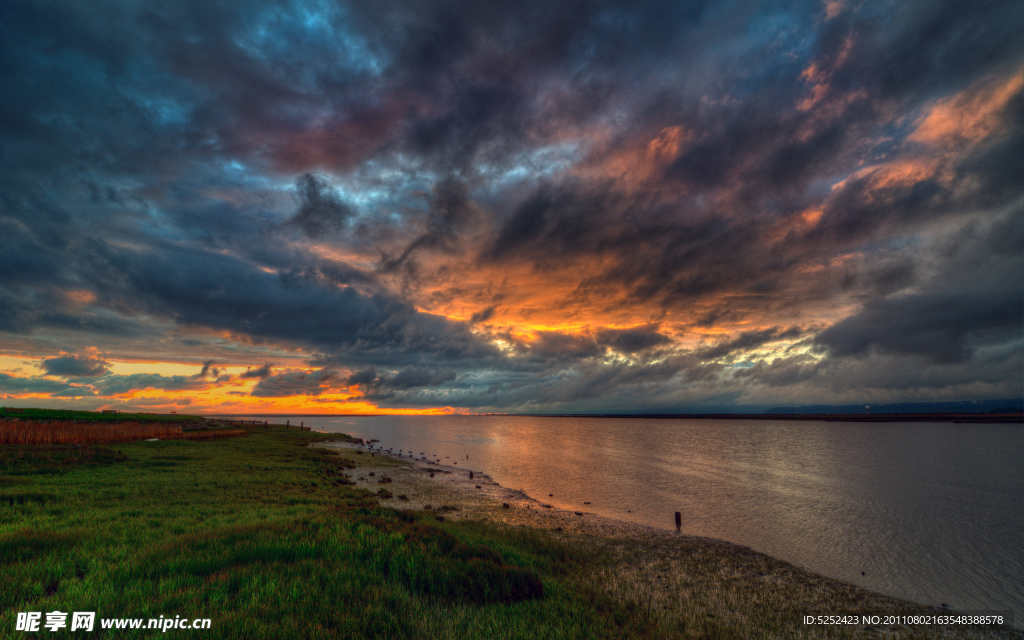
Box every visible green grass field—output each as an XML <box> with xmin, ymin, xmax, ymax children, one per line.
<box><xmin>5</xmin><ymin>413</ymin><xmax>1017</xmax><ymax>640</ymax></box>
<box><xmin>0</xmin><ymin>422</ymin><xmax>664</xmax><ymax>640</ymax></box>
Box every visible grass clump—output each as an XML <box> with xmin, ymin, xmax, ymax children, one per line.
<box><xmin>0</xmin><ymin>445</ymin><xmax>127</xmax><ymax>474</ymax></box>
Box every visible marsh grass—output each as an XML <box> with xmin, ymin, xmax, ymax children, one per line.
<box><xmin>0</xmin><ymin>420</ymin><xmax>182</xmax><ymax>445</ymax></box>
<box><xmin>0</xmin><ymin>419</ymin><xmax>245</xmax><ymax>446</ymax></box>
<box><xmin>0</xmin><ymin>445</ymin><xmax>128</xmax><ymax>475</ymax></box>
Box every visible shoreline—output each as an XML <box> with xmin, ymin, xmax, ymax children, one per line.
<box><xmin>318</xmin><ymin>439</ymin><xmax>1022</xmax><ymax>639</ymax></box>
<box><xmin>318</xmin><ymin>440</ymin><xmax>690</xmax><ymax>539</ymax></box>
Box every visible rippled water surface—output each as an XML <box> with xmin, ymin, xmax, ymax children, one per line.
<box><xmin>234</xmin><ymin>415</ymin><xmax>1023</xmax><ymax>623</ymax></box>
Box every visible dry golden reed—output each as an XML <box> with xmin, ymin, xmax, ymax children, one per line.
<box><xmin>0</xmin><ymin>420</ymin><xmax>244</xmax><ymax>445</ymax></box>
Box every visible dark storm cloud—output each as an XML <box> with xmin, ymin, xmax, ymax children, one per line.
<box><xmin>528</xmin><ymin>332</ymin><xmax>601</xmax><ymax>360</ymax></box>
<box><xmin>2</xmin><ymin>371</ymin><xmax>210</xmax><ymax>399</ymax></box>
<box><xmin>388</xmin><ymin>366</ymin><xmax>457</xmax><ymax>390</ymax></box>
<box><xmin>381</xmin><ymin>177</ymin><xmax>479</xmax><ymax>273</ymax></box>
<box><xmin>815</xmin><ymin>291</ymin><xmax>1022</xmax><ymax>364</ymax></box>
<box><xmin>469</xmin><ymin>306</ymin><xmax>497</xmax><ymax>325</ymax></box>
<box><xmin>286</xmin><ymin>173</ymin><xmax>355</xmax><ymax>238</ymax></box>
<box><xmin>3</xmin><ymin>0</ymin><xmax>1020</xmax><ymax>188</ymax></box>
<box><xmin>486</xmin><ymin>181</ymin><xmax>618</xmax><ymax>264</ymax></box>
<box><xmin>816</xmin><ymin>202</ymin><xmax>1024</xmax><ymax>366</ymax></box>
<box><xmin>1</xmin><ymin>296</ymin><xmax>152</xmax><ymax>337</ymax></box>
<box><xmin>596</xmin><ymin>326</ymin><xmax>671</xmax><ymax>354</ymax></box>
<box><xmin>40</xmin><ymin>355</ymin><xmax>110</xmax><ymax>378</ymax></box>
<box><xmin>516</xmin><ymin>326</ymin><xmax>672</xmax><ymax>362</ymax></box>
<box><xmin>0</xmin><ymin>223</ymin><xmax>64</xmax><ymax>288</ymax></box>
<box><xmin>50</xmin><ymin>387</ymin><xmax>99</xmax><ymax>397</ymax></box>
<box><xmin>239</xmin><ymin>363</ymin><xmax>274</xmax><ymax>379</ymax></box>
<box><xmin>346</xmin><ymin>368</ymin><xmax>379</xmax><ymax>386</ymax></box>
<box><xmin>0</xmin><ymin>373</ymin><xmax>78</xmax><ymax>395</ymax></box>
<box><xmin>0</xmin><ymin>207</ymin><xmax>500</xmax><ymax>370</ymax></box>
<box><xmin>732</xmin><ymin>356</ymin><xmax>826</xmax><ymax>388</ymax></box>
<box><xmin>97</xmin><ymin>237</ymin><xmax>493</xmax><ymax>362</ymax></box>
<box><xmin>439</xmin><ymin>355</ymin><xmax>727</xmax><ymax>411</ymax></box>
<box><xmin>355</xmin><ymin>365</ymin><xmax>460</xmax><ymax>401</ymax></box>
<box><xmin>2</xmin><ymin>0</ymin><xmax>1021</xmax><ymax>412</ymax></box>
<box><xmin>92</xmin><ymin>374</ymin><xmax>206</xmax><ymax>395</ymax></box>
<box><xmin>484</xmin><ymin>178</ymin><xmax>770</xmax><ymax>306</ymax></box>
<box><xmin>829</xmin><ymin>0</ymin><xmax>1024</xmax><ymax>100</ymax></box>
<box><xmin>250</xmin><ymin>369</ymin><xmax>338</xmax><ymax>397</ymax></box>
<box><xmin>547</xmin><ymin>359</ymin><xmax>689</xmax><ymax>403</ymax></box>
<box><xmin>192</xmin><ymin>360</ymin><xmax>222</xmax><ymax>379</ymax></box>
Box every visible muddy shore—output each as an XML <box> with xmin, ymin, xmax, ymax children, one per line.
<box><xmin>317</xmin><ymin>440</ymin><xmax>1021</xmax><ymax>640</ymax></box>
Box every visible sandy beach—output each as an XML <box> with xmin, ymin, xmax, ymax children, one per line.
<box><xmin>317</xmin><ymin>440</ymin><xmax>1022</xmax><ymax>640</ymax></box>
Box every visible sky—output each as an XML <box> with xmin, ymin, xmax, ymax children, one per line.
<box><xmin>1</xmin><ymin>0</ymin><xmax>1021</xmax><ymax>415</ymax></box>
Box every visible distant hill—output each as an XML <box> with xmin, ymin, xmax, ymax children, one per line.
<box><xmin>764</xmin><ymin>399</ymin><xmax>1022</xmax><ymax>415</ymax></box>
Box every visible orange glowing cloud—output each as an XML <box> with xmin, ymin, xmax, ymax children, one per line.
<box><xmin>823</xmin><ymin>0</ymin><xmax>846</xmax><ymax>20</ymax></box>
<box><xmin>409</xmin><ymin>253</ymin><xmax>675</xmax><ymax>337</ymax></box>
<box><xmin>865</xmin><ymin>158</ymin><xmax>949</xmax><ymax>191</ymax></box>
<box><xmin>63</xmin><ymin>290</ymin><xmax>97</xmax><ymax>306</ymax></box>
<box><xmin>829</xmin><ymin>156</ymin><xmax>949</xmax><ymax>197</ymax></box>
<box><xmin>2</xmin><ymin>378</ymin><xmax>452</xmax><ymax>416</ymax></box>
<box><xmin>798</xmin><ymin>35</ymin><xmax>854</xmax><ymax>112</ymax></box>
<box><xmin>909</xmin><ymin>72</ymin><xmax>1023</xmax><ymax>146</ymax></box>
<box><xmin>571</xmin><ymin>125</ymin><xmax>695</xmax><ymax>193</ymax></box>
<box><xmin>0</xmin><ymin>353</ymin><xmax>456</xmax><ymax>415</ymax></box>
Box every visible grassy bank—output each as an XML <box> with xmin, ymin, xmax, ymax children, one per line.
<box><xmin>0</xmin><ymin>422</ymin><xmax>674</xmax><ymax>639</ymax></box>
<box><xmin>2</xmin><ymin>418</ymin><xmax>1019</xmax><ymax>639</ymax></box>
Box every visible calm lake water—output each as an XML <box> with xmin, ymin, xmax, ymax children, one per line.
<box><xmin>232</xmin><ymin>415</ymin><xmax>1023</xmax><ymax>624</ymax></box>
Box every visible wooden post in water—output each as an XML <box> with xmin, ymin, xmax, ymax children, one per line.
<box><xmin>286</xmin><ymin>420</ymin><xmax>290</xmax><ymax>429</ymax></box>
<box><xmin>674</xmin><ymin>512</ymin><xmax>681</xmax><ymax>530</ymax></box>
